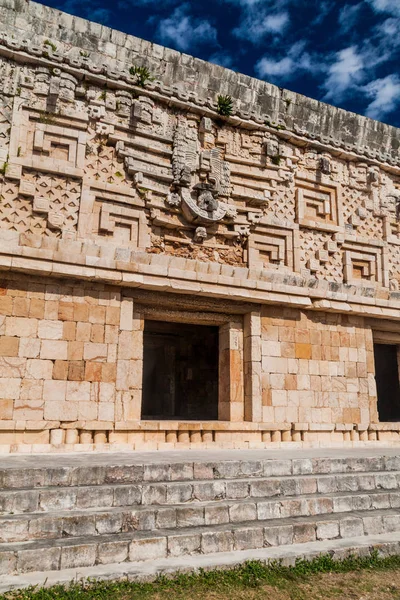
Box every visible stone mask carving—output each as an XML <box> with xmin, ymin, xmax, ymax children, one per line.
<box><xmin>195</xmin><ymin>184</ymin><xmax>219</xmax><ymax>215</ymax></box>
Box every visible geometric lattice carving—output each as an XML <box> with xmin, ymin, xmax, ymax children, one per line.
<box><xmin>383</xmin><ymin>215</ymin><xmax>400</xmax><ymax>245</ymax></box>
<box><xmin>296</xmin><ymin>178</ymin><xmax>342</xmax><ymax>232</ymax></box>
<box><xmin>25</xmin><ymin>171</ymin><xmax>81</xmax><ymax>236</ymax></box>
<box><xmin>299</xmin><ymin>230</ymin><xmax>343</xmax><ymax>282</ymax></box>
<box><xmin>342</xmin><ymin>187</ymin><xmax>382</xmax><ymax>240</ymax></box>
<box><xmin>97</xmin><ymin>202</ymin><xmax>146</xmax><ymax>246</ymax></box>
<box><xmin>79</xmin><ymin>186</ymin><xmax>150</xmax><ymax>250</ymax></box>
<box><xmin>0</xmin><ymin>171</ymin><xmax>81</xmax><ymax>237</ymax></box>
<box><xmin>342</xmin><ymin>242</ymin><xmax>388</xmax><ymax>287</ymax></box>
<box><xmin>85</xmin><ymin>142</ymin><xmax>131</xmax><ymax>188</ymax></box>
<box><xmin>248</xmin><ymin>224</ymin><xmax>298</xmax><ymax>272</ymax></box>
<box><xmin>32</xmin><ymin>123</ymin><xmax>85</xmax><ymax>169</ymax></box>
<box><xmin>11</xmin><ymin>114</ymin><xmax>87</xmax><ymax>178</ymax></box>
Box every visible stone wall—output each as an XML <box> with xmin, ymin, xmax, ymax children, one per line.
<box><xmin>261</xmin><ymin>307</ymin><xmax>376</xmax><ymax>427</ymax></box>
<box><xmin>0</xmin><ymin>273</ymin><xmax>143</xmax><ymax>443</ymax></box>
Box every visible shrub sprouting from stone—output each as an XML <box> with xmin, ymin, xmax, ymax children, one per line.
<box><xmin>217</xmin><ymin>95</ymin><xmax>233</xmax><ymax>117</ymax></box>
<box><xmin>129</xmin><ymin>65</ymin><xmax>154</xmax><ymax>88</ymax></box>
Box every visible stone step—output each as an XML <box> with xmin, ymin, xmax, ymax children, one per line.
<box><xmin>2</xmin><ymin>529</ymin><xmax>400</xmax><ymax>594</ymax></box>
<box><xmin>1</xmin><ymin>508</ymin><xmax>400</xmax><ymax>575</ymax></box>
<box><xmin>2</xmin><ymin>470</ymin><xmax>400</xmax><ymax>514</ymax></box>
<box><xmin>1</xmin><ymin>454</ymin><xmax>398</xmax><ymax>489</ymax></box>
<box><xmin>1</xmin><ymin>489</ymin><xmax>400</xmax><ymax>544</ymax></box>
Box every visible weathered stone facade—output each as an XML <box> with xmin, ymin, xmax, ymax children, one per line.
<box><xmin>2</xmin><ymin>0</ymin><xmax>400</xmax><ymax>451</ymax></box>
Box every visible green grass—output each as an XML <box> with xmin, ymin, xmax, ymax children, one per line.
<box><xmin>3</xmin><ymin>551</ymin><xmax>400</xmax><ymax>600</ymax></box>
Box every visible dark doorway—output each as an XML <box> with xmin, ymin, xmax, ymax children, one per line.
<box><xmin>374</xmin><ymin>343</ymin><xmax>400</xmax><ymax>421</ymax></box>
<box><xmin>141</xmin><ymin>320</ymin><xmax>219</xmax><ymax>420</ymax></box>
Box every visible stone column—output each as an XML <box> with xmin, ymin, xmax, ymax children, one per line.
<box><xmin>218</xmin><ymin>320</ymin><xmax>244</xmax><ymax>422</ymax></box>
<box><xmin>244</xmin><ymin>311</ymin><xmax>262</xmax><ymax>422</ymax></box>
<box><xmin>116</xmin><ymin>299</ymin><xmax>144</xmax><ymax>421</ymax></box>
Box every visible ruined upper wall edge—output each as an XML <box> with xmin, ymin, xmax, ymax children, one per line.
<box><xmin>1</xmin><ymin>0</ymin><xmax>400</xmax><ymax>168</ymax></box>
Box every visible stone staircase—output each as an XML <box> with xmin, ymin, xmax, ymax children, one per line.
<box><xmin>2</xmin><ymin>450</ymin><xmax>400</xmax><ymax>591</ymax></box>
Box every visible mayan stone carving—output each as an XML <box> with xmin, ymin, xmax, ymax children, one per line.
<box><xmin>2</xmin><ymin>0</ymin><xmax>400</xmax><ymax>452</ymax></box>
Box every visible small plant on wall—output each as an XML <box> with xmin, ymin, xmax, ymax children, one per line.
<box><xmin>43</xmin><ymin>39</ymin><xmax>57</xmax><ymax>53</ymax></box>
<box><xmin>217</xmin><ymin>94</ymin><xmax>233</xmax><ymax>117</ymax></box>
<box><xmin>129</xmin><ymin>65</ymin><xmax>155</xmax><ymax>88</ymax></box>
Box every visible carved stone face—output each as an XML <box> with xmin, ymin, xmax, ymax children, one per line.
<box><xmin>197</xmin><ymin>190</ymin><xmax>219</xmax><ymax>214</ymax></box>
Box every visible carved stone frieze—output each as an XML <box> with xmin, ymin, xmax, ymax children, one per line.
<box><xmin>0</xmin><ymin>40</ymin><xmax>400</xmax><ymax>281</ymax></box>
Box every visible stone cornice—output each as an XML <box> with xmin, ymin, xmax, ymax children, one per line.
<box><xmin>1</xmin><ymin>232</ymin><xmax>400</xmax><ymax>321</ymax></box>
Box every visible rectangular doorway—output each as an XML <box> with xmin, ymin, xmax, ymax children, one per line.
<box><xmin>374</xmin><ymin>343</ymin><xmax>400</xmax><ymax>421</ymax></box>
<box><xmin>141</xmin><ymin>320</ymin><xmax>219</xmax><ymax>420</ymax></box>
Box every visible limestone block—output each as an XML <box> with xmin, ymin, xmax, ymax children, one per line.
<box><xmin>0</xmin><ymin>336</ymin><xmax>19</xmax><ymax>356</ymax></box>
<box><xmin>339</xmin><ymin>517</ymin><xmax>364</xmax><ymax>537</ymax></box>
<box><xmin>168</xmin><ymin>533</ymin><xmax>201</xmax><ymax>556</ymax></box>
<box><xmin>17</xmin><ymin>547</ymin><xmax>61</xmax><ymax>573</ymax></box>
<box><xmin>129</xmin><ymin>537</ymin><xmax>167</xmax><ymax>561</ymax></box>
<box><xmin>234</xmin><ymin>527</ymin><xmax>263</xmax><ymax>550</ymax></box>
<box><xmin>229</xmin><ymin>502</ymin><xmax>257</xmax><ymax>523</ymax></box>
<box><xmin>65</xmin><ymin>429</ymin><xmax>79</xmax><ymax>444</ymax></box>
<box><xmin>316</xmin><ymin>520</ymin><xmax>340</xmax><ymax>540</ymax></box>
<box><xmin>76</xmin><ymin>323</ymin><xmax>91</xmax><ymax>342</ymax></box>
<box><xmin>98</xmin><ymin>402</ymin><xmax>115</xmax><ymax>421</ymax></box>
<box><xmin>44</xmin><ymin>401</ymin><xmax>77</xmax><ymax>421</ymax></box>
<box><xmin>0</xmin><ymin>378</ymin><xmax>21</xmax><ymax>400</ymax></box>
<box><xmin>18</xmin><ymin>338</ymin><xmax>40</xmax><ymax>358</ymax></box>
<box><xmin>264</xmin><ymin>524</ymin><xmax>293</xmax><ymax>547</ymax></box>
<box><xmin>0</xmin><ymin>551</ymin><xmax>16</xmax><ymax>575</ymax></box>
<box><xmin>93</xmin><ymin>431</ymin><xmax>107</xmax><ymax>444</ymax></box>
<box><xmin>60</xmin><ymin>544</ymin><xmax>96</xmax><ymax>569</ymax></box>
<box><xmin>26</xmin><ymin>359</ymin><xmax>53</xmax><ymax>380</ymax></box>
<box><xmin>97</xmin><ymin>541</ymin><xmax>129</xmax><ymax>565</ymax></box>
<box><xmin>40</xmin><ymin>340</ymin><xmax>68</xmax><ymax>360</ymax></box>
<box><xmin>5</xmin><ymin>317</ymin><xmax>37</xmax><ymax>338</ymax></box>
<box><xmin>79</xmin><ymin>431</ymin><xmax>93</xmax><ymax>444</ymax></box>
<box><xmin>293</xmin><ymin>523</ymin><xmax>316</xmax><ymax>543</ymax></box>
<box><xmin>38</xmin><ymin>320</ymin><xmax>64</xmax><ymax>339</ymax></box>
<box><xmin>50</xmin><ymin>428</ymin><xmax>64</xmax><ymax>444</ymax></box>
<box><xmin>120</xmin><ymin>298</ymin><xmax>133</xmax><ymax>331</ymax></box>
<box><xmin>116</xmin><ymin>360</ymin><xmax>142</xmax><ymax>390</ymax></box>
<box><xmin>118</xmin><ymin>330</ymin><xmax>143</xmax><ymax>360</ymax></box>
<box><xmin>201</xmin><ymin>531</ymin><xmax>234</xmax><ymax>554</ymax></box>
<box><xmin>77</xmin><ymin>401</ymin><xmax>98</xmax><ymax>420</ymax></box>
<box><xmin>83</xmin><ymin>342</ymin><xmax>108</xmax><ymax>362</ymax></box>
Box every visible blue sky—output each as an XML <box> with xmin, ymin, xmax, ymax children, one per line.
<box><xmin>42</xmin><ymin>0</ymin><xmax>400</xmax><ymax>127</ymax></box>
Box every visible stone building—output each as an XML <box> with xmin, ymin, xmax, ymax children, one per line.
<box><xmin>1</xmin><ymin>0</ymin><xmax>400</xmax><ymax>452</ymax></box>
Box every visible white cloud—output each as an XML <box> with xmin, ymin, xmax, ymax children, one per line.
<box><xmin>374</xmin><ymin>16</ymin><xmax>400</xmax><ymax>52</ymax></box>
<box><xmin>322</xmin><ymin>46</ymin><xmax>364</xmax><ymax>101</ymax></box>
<box><xmin>209</xmin><ymin>52</ymin><xmax>234</xmax><ymax>69</ymax></box>
<box><xmin>255</xmin><ymin>40</ymin><xmax>322</xmax><ymax>82</ymax></box>
<box><xmin>261</xmin><ymin>13</ymin><xmax>290</xmax><ymax>33</ymax></box>
<box><xmin>156</xmin><ymin>4</ymin><xmax>217</xmax><ymax>51</ymax></box>
<box><xmin>311</xmin><ymin>0</ymin><xmax>334</xmax><ymax>25</ymax></box>
<box><xmin>364</xmin><ymin>74</ymin><xmax>400</xmax><ymax>119</ymax></box>
<box><xmin>367</xmin><ymin>0</ymin><xmax>400</xmax><ymax>16</ymax></box>
<box><xmin>338</xmin><ymin>3</ymin><xmax>362</xmax><ymax>34</ymax></box>
<box><xmin>256</xmin><ymin>56</ymin><xmax>293</xmax><ymax>79</ymax></box>
<box><xmin>234</xmin><ymin>11</ymin><xmax>289</xmax><ymax>42</ymax></box>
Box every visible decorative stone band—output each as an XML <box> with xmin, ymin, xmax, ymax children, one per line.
<box><xmin>1</xmin><ymin>421</ymin><xmax>400</xmax><ymax>453</ymax></box>
<box><xmin>1</xmin><ymin>230</ymin><xmax>400</xmax><ymax>319</ymax></box>
<box><xmin>1</xmin><ymin>32</ymin><xmax>400</xmax><ymax>170</ymax></box>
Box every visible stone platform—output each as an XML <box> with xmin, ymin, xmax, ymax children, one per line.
<box><xmin>2</xmin><ymin>447</ymin><xmax>400</xmax><ymax>591</ymax></box>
